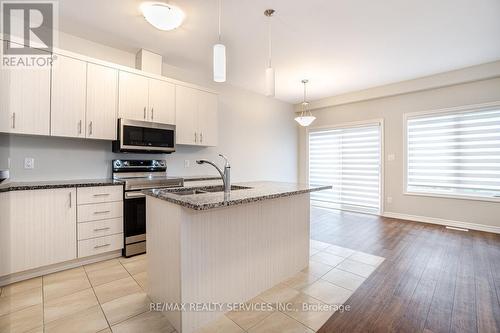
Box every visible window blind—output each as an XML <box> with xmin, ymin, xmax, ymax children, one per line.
<box><xmin>407</xmin><ymin>107</ymin><xmax>500</xmax><ymax>199</ymax></box>
<box><xmin>309</xmin><ymin>124</ymin><xmax>381</xmax><ymax>214</ymax></box>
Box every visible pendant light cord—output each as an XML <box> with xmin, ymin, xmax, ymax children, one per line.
<box><xmin>218</xmin><ymin>0</ymin><xmax>222</xmax><ymax>42</ymax></box>
<box><xmin>268</xmin><ymin>15</ymin><xmax>272</xmax><ymax>68</ymax></box>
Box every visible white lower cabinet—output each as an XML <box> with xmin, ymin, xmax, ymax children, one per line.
<box><xmin>0</xmin><ymin>189</ymin><xmax>77</xmax><ymax>276</ymax></box>
<box><xmin>76</xmin><ymin>186</ymin><xmax>124</xmax><ymax>258</ymax></box>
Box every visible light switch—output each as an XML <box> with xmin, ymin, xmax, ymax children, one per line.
<box><xmin>184</xmin><ymin>160</ymin><xmax>190</xmax><ymax>168</ymax></box>
<box><xmin>387</xmin><ymin>154</ymin><xmax>395</xmax><ymax>161</ymax></box>
<box><xmin>386</xmin><ymin>196</ymin><xmax>393</xmax><ymax>204</ymax></box>
<box><xmin>24</xmin><ymin>157</ymin><xmax>35</xmax><ymax>169</ymax></box>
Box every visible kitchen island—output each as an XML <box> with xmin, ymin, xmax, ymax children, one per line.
<box><xmin>144</xmin><ymin>181</ymin><xmax>330</xmax><ymax>333</ymax></box>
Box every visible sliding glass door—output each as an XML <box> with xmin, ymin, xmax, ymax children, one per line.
<box><xmin>308</xmin><ymin>123</ymin><xmax>382</xmax><ymax>214</ymax></box>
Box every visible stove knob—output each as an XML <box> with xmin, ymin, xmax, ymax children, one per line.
<box><xmin>159</xmin><ymin>161</ymin><xmax>165</xmax><ymax>166</ymax></box>
<box><xmin>114</xmin><ymin>160</ymin><xmax>122</xmax><ymax>168</ymax></box>
<box><xmin>153</xmin><ymin>160</ymin><xmax>159</xmax><ymax>167</ymax></box>
<box><xmin>123</xmin><ymin>161</ymin><xmax>129</xmax><ymax>166</ymax></box>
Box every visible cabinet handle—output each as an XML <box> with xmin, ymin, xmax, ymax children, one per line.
<box><xmin>78</xmin><ymin>120</ymin><xmax>82</xmax><ymax>134</ymax></box>
<box><xmin>89</xmin><ymin>121</ymin><xmax>93</xmax><ymax>136</ymax></box>
<box><xmin>12</xmin><ymin>112</ymin><xmax>15</xmax><ymax>129</ymax></box>
<box><xmin>93</xmin><ymin>193</ymin><xmax>110</xmax><ymax>197</ymax></box>
<box><xmin>69</xmin><ymin>192</ymin><xmax>72</xmax><ymax>208</ymax></box>
<box><xmin>200</xmin><ymin>132</ymin><xmax>203</xmax><ymax>143</ymax></box>
<box><xmin>93</xmin><ymin>210</ymin><xmax>110</xmax><ymax>214</ymax></box>
<box><xmin>194</xmin><ymin>132</ymin><xmax>197</xmax><ymax>143</ymax></box>
<box><xmin>144</xmin><ymin>107</ymin><xmax>146</xmax><ymax>119</ymax></box>
<box><xmin>151</xmin><ymin>107</ymin><xmax>154</xmax><ymax>120</ymax></box>
<box><xmin>94</xmin><ymin>243</ymin><xmax>111</xmax><ymax>249</ymax></box>
<box><xmin>94</xmin><ymin>227</ymin><xmax>111</xmax><ymax>232</ymax></box>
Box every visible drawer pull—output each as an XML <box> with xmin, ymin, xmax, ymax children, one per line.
<box><xmin>94</xmin><ymin>227</ymin><xmax>111</xmax><ymax>232</ymax></box>
<box><xmin>93</xmin><ymin>193</ymin><xmax>110</xmax><ymax>197</ymax></box>
<box><xmin>94</xmin><ymin>210</ymin><xmax>111</xmax><ymax>214</ymax></box>
<box><xmin>94</xmin><ymin>244</ymin><xmax>111</xmax><ymax>249</ymax></box>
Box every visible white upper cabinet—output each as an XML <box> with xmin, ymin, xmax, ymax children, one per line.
<box><xmin>118</xmin><ymin>71</ymin><xmax>149</xmax><ymax>122</ymax></box>
<box><xmin>86</xmin><ymin>63</ymin><xmax>118</xmax><ymax>140</ymax></box>
<box><xmin>119</xmin><ymin>71</ymin><xmax>176</xmax><ymax>125</ymax></box>
<box><xmin>197</xmin><ymin>91</ymin><xmax>218</xmax><ymax>147</ymax></box>
<box><xmin>175</xmin><ymin>85</ymin><xmax>198</xmax><ymax>145</ymax></box>
<box><xmin>0</xmin><ymin>66</ymin><xmax>50</xmax><ymax>135</ymax></box>
<box><xmin>51</xmin><ymin>55</ymin><xmax>87</xmax><ymax>138</ymax></box>
<box><xmin>176</xmin><ymin>86</ymin><xmax>218</xmax><ymax>146</ymax></box>
<box><xmin>149</xmin><ymin>78</ymin><xmax>175</xmax><ymax>124</ymax></box>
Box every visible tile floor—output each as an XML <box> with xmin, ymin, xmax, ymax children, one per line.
<box><xmin>0</xmin><ymin>241</ymin><xmax>384</xmax><ymax>333</ymax></box>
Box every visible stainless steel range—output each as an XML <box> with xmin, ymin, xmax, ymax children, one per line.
<box><xmin>112</xmin><ymin>159</ymin><xmax>184</xmax><ymax>257</ymax></box>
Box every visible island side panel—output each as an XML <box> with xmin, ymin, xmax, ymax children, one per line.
<box><xmin>146</xmin><ymin>196</ymin><xmax>183</xmax><ymax>331</ymax></box>
<box><xmin>180</xmin><ymin>193</ymin><xmax>310</xmax><ymax>333</ymax></box>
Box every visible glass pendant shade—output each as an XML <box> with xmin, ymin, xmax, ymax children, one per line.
<box><xmin>213</xmin><ymin>43</ymin><xmax>226</xmax><ymax>82</ymax></box>
<box><xmin>295</xmin><ymin>115</ymin><xmax>316</xmax><ymax>127</ymax></box>
<box><xmin>265</xmin><ymin>67</ymin><xmax>275</xmax><ymax>97</ymax></box>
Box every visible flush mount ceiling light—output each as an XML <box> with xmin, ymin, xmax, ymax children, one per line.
<box><xmin>140</xmin><ymin>2</ymin><xmax>185</xmax><ymax>31</ymax></box>
<box><xmin>295</xmin><ymin>79</ymin><xmax>316</xmax><ymax>127</ymax></box>
<box><xmin>213</xmin><ymin>0</ymin><xmax>226</xmax><ymax>82</ymax></box>
<box><xmin>264</xmin><ymin>9</ymin><xmax>275</xmax><ymax>97</ymax></box>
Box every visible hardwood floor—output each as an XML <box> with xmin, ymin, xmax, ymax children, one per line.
<box><xmin>310</xmin><ymin>207</ymin><xmax>500</xmax><ymax>333</ymax></box>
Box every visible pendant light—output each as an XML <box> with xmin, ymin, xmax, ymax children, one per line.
<box><xmin>295</xmin><ymin>80</ymin><xmax>316</xmax><ymax>126</ymax></box>
<box><xmin>213</xmin><ymin>0</ymin><xmax>226</xmax><ymax>82</ymax></box>
<box><xmin>264</xmin><ymin>9</ymin><xmax>275</xmax><ymax>97</ymax></box>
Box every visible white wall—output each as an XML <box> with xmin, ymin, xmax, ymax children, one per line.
<box><xmin>298</xmin><ymin>77</ymin><xmax>500</xmax><ymax>229</ymax></box>
<box><xmin>3</xmin><ymin>32</ymin><xmax>298</xmax><ymax>183</ymax></box>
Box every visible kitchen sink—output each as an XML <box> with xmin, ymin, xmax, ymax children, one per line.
<box><xmin>171</xmin><ymin>185</ymin><xmax>251</xmax><ymax>196</ymax></box>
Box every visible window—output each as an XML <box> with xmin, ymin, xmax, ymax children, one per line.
<box><xmin>406</xmin><ymin>105</ymin><xmax>500</xmax><ymax>200</ymax></box>
<box><xmin>308</xmin><ymin>123</ymin><xmax>382</xmax><ymax>214</ymax></box>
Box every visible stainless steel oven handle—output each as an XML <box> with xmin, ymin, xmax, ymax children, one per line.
<box><xmin>125</xmin><ymin>192</ymin><xmax>146</xmax><ymax>199</ymax></box>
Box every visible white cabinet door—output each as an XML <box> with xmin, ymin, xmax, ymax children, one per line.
<box><xmin>86</xmin><ymin>63</ymin><xmax>118</xmax><ymax>140</ymax></box>
<box><xmin>51</xmin><ymin>55</ymin><xmax>87</xmax><ymax>138</ymax></box>
<box><xmin>175</xmin><ymin>85</ymin><xmax>198</xmax><ymax>145</ymax></box>
<box><xmin>197</xmin><ymin>91</ymin><xmax>218</xmax><ymax>147</ymax></box>
<box><xmin>118</xmin><ymin>71</ymin><xmax>149</xmax><ymax>121</ymax></box>
<box><xmin>149</xmin><ymin>79</ymin><xmax>175</xmax><ymax>124</ymax></box>
<box><xmin>0</xmin><ymin>66</ymin><xmax>50</xmax><ymax>135</ymax></box>
<box><xmin>0</xmin><ymin>189</ymin><xmax>77</xmax><ymax>276</ymax></box>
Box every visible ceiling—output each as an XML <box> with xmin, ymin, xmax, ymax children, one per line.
<box><xmin>58</xmin><ymin>0</ymin><xmax>500</xmax><ymax>103</ymax></box>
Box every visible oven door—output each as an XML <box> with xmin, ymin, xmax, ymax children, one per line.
<box><xmin>116</xmin><ymin>119</ymin><xmax>175</xmax><ymax>153</ymax></box>
<box><xmin>123</xmin><ymin>191</ymin><xmax>147</xmax><ymax>256</ymax></box>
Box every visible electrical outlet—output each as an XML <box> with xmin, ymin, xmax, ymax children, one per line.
<box><xmin>184</xmin><ymin>160</ymin><xmax>190</xmax><ymax>168</ymax></box>
<box><xmin>24</xmin><ymin>157</ymin><xmax>35</xmax><ymax>169</ymax></box>
<box><xmin>386</xmin><ymin>196</ymin><xmax>393</xmax><ymax>204</ymax></box>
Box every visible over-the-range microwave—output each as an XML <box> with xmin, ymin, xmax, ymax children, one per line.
<box><xmin>113</xmin><ymin>119</ymin><xmax>175</xmax><ymax>153</ymax></box>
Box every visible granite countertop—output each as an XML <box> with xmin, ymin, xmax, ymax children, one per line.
<box><xmin>0</xmin><ymin>179</ymin><xmax>123</xmax><ymax>193</ymax></box>
<box><xmin>144</xmin><ymin>181</ymin><xmax>332</xmax><ymax>210</ymax></box>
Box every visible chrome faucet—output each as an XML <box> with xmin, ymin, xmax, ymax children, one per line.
<box><xmin>196</xmin><ymin>154</ymin><xmax>231</xmax><ymax>194</ymax></box>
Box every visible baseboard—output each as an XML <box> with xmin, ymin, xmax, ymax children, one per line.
<box><xmin>0</xmin><ymin>250</ymin><xmax>122</xmax><ymax>287</ymax></box>
<box><xmin>382</xmin><ymin>212</ymin><xmax>500</xmax><ymax>234</ymax></box>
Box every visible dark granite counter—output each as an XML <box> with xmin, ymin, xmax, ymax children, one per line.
<box><xmin>144</xmin><ymin>181</ymin><xmax>332</xmax><ymax>210</ymax></box>
<box><xmin>0</xmin><ymin>179</ymin><xmax>123</xmax><ymax>193</ymax></box>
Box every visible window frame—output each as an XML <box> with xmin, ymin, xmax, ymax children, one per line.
<box><xmin>403</xmin><ymin>101</ymin><xmax>500</xmax><ymax>203</ymax></box>
<box><xmin>306</xmin><ymin>119</ymin><xmax>385</xmax><ymax>215</ymax></box>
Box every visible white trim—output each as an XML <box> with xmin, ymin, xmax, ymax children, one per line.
<box><xmin>0</xmin><ymin>250</ymin><xmax>121</xmax><ymax>287</ymax></box>
<box><xmin>402</xmin><ymin>101</ymin><xmax>500</xmax><ymax>203</ymax></box>
<box><xmin>382</xmin><ymin>211</ymin><xmax>500</xmax><ymax>234</ymax></box>
<box><xmin>306</xmin><ymin>119</ymin><xmax>385</xmax><ymax>215</ymax></box>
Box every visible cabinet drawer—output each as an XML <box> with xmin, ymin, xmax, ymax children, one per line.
<box><xmin>77</xmin><ymin>218</ymin><xmax>123</xmax><ymax>240</ymax></box>
<box><xmin>78</xmin><ymin>233</ymin><xmax>123</xmax><ymax>258</ymax></box>
<box><xmin>77</xmin><ymin>186</ymin><xmax>123</xmax><ymax>205</ymax></box>
<box><xmin>77</xmin><ymin>201</ymin><xmax>123</xmax><ymax>222</ymax></box>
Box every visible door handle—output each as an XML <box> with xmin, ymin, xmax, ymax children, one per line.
<box><xmin>194</xmin><ymin>132</ymin><xmax>197</xmax><ymax>143</ymax></box>
<box><xmin>12</xmin><ymin>112</ymin><xmax>15</xmax><ymax>129</ymax></box>
<box><xmin>69</xmin><ymin>192</ymin><xmax>72</xmax><ymax>208</ymax></box>
<box><xmin>93</xmin><ymin>193</ymin><xmax>110</xmax><ymax>197</ymax></box>
<box><xmin>89</xmin><ymin>121</ymin><xmax>93</xmax><ymax>136</ymax></box>
<box><xmin>93</xmin><ymin>210</ymin><xmax>110</xmax><ymax>214</ymax></box>
<box><xmin>94</xmin><ymin>227</ymin><xmax>111</xmax><ymax>232</ymax></box>
<box><xmin>200</xmin><ymin>132</ymin><xmax>203</xmax><ymax>143</ymax></box>
<box><xmin>151</xmin><ymin>107</ymin><xmax>154</xmax><ymax>120</ymax></box>
<box><xmin>78</xmin><ymin>120</ymin><xmax>82</xmax><ymax>134</ymax></box>
<box><xmin>94</xmin><ymin>244</ymin><xmax>111</xmax><ymax>249</ymax></box>
<box><xmin>144</xmin><ymin>107</ymin><xmax>146</xmax><ymax>119</ymax></box>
